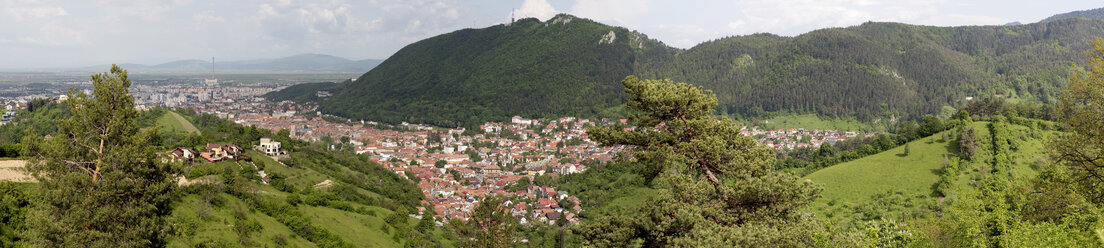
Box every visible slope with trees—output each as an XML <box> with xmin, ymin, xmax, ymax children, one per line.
<box><xmin>273</xmin><ymin>14</ymin><xmax>1104</xmax><ymax>127</ymax></box>
<box><xmin>317</xmin><ymin>14</ymin><xmax>673</xmax><ymax>128</ymax></box>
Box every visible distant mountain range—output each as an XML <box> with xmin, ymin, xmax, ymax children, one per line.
<box><xmin>61</xmin><ymin>54</ymin><xmax>382</xmax><ymax>73</ymax></box>
<box><xmin>270</xmin><ymin>9</ymin><xmax>1104</xmax><ymax>127</ymax></box>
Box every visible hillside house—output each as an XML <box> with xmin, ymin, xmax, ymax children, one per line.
<box><xmin>258</xmin><ymin>138</ymin><xmax>282</xmax><ymax>156</ymax></box>
<box><xmin>170</xmin><ymin>147</ymin><xmax>197</xmax><ymax>163</ymax></box>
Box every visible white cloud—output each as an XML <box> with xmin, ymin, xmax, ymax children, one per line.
<box><xmin>511</xmin><ymin>0</ymin><xmax>557</xmax><ymax>21</ymax></box>
<box><xmin>569</xmin><ymin>0</ymin><xmax>649</xmax><ymax>25</ymax></box>
<box><xmin>192</xmin><ymin>10</ymin><xmax>225</xmax><ymax>25</ymax></box>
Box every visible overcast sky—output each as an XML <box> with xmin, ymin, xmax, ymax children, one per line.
<box><xmin>1</xmin><ymin>0</ymin><xmax>1100</xmax><ymax>69</ymax></box>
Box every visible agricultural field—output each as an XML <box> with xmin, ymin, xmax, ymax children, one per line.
<box><xmin>0</xmin><ymin>160</ymin><xmax>32</xmax><ymax>182</ymax></box>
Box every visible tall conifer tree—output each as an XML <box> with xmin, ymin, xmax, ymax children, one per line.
<box><xmin>22</xmin><ymin>65</ymin><xmax>176</xmax><ymax>247</ymax></box>
<box><xmin>579</xmin><ymin>76</ymin><xmax>821</xmax><ymax>247</ymax></box>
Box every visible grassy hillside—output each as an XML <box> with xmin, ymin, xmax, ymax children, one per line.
<box><xmin>167</xmin><ymin>194</ymin><xmax>318</xmax><ymax>247</ymax></box>
<box><xmin>156</xmin><ymin>111</ymin><xmax>199</xmax><ymax>135</ymax></box>
<box><xmin>92</xmin><ymin>109</ymin><xmax>446</xmax><ymax>247</ymax></box>
<box><xmin>804</xmin><ymin>128</ymin><xmax>957</xmax><ymax>214</ymax></box>
<box><xmin>805</xmin><ymin>119</ymin><xmax>1065</xmax><ymax>230</ymax></box>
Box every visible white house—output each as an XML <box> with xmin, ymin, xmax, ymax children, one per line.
<box><xmin>259</xmin><ymin>138</ymin><xmax>282</xmax><ymax>156</ymax></box>
<box><xmin>512</xmin><ymin>116</ymin><xmax>533</xmax><ymax>125</ymax></box>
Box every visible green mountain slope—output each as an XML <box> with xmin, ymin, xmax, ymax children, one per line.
<box><xmin>316</xmin><ymin>14</ymin><xmax>674</xmax><ymax>127</ymax></box>
<box><xmin>275</xmin><ymin>13</ymin><xmax>1104</xmax><ymax>126</ymax></box>
<box><xmin>265</xmin><ymin>82</ymin><xmax>342</xmax><ymax>103</ymax></box>
<box><xmin>640</xmin><ymin>19</ymin><xmax>1100</xmax><ymax>120</ymax></box>
<box><xmin>1042</xmin><ymin>7</ymin><xmax>1104</xmax><ymax>22</ymax></box>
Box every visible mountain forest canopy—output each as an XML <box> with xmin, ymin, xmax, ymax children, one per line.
<box><xmin>272</xmin><ymin>14</ymin><xmax>1104</xmax><ymax>127</ymax></box>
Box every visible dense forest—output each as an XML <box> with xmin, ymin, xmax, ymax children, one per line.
<box><xmin>270</xmin><ymin>14</ymin><xmax>1104</xmax><ymax>127</ymax></box>
<box><xmin>313</xmin><ymin>14</ymin><xmax>669</xmax><ymax>128</ymax></box>
<box><xmin>263</xmin><ymin>81</ymin><xmax>343</xmax><ymax>103</ymax></box>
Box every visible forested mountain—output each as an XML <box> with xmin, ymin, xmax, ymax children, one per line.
<box><xmin>273</xmin><ymin>13</ymin><xmax>1104</xmax><ymax>126</ymax></box>
<box><xmin>264</xmin><ymin>82</ymin><xmax>343</xmax><ymax>103</ymax></box>
<box><xmin>1042</xmin><ymin>7</ymin><xmax>1104</xmax><ymax>22</ymax></box>
<box><xmin>316</xmin><ymin>14</ymin><xmax>674</xmax><ymax>127</ymax></box>
<box><xmin>639</xmin><ymin>19</ymin><xmax>1101</xmax><ymax>120</ymax></box>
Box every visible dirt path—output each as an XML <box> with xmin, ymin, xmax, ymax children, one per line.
<box><xmin>0</xmin><ymin>160</ymin><xmax>35</xmax><ymax>182</ymax></box>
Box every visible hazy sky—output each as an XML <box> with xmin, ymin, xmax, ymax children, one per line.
<box><xmin>1</xmin><ymin>0</ymin><xmax>1100</xmax><ymax>68</ymax></box>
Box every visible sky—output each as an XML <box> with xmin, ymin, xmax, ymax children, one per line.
<box><xmin>0</xmin><ymin>0</ymin><xmax>1100</xmax><ymax>69</ymax></box>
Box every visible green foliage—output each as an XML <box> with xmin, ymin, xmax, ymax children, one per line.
<box><xmin>0</xmin><ymin>182</ymin><xmax>28</xmax><ymax>247</ymax></box>
<box><xmin>281</xmin><ymin>146</ymin><xmax>423</xmax><ymax>210</ymax></box>
<box><xmin>263</xmin><ymin>82</ymin><xmax>341</xmax><ymax>103</ymax></box>
<box><xmin>288</xmin><ymin>17</ymin><xmax>1104</xmax><ymax>126</ymax></box>
<box><xmin>177</xmin><ymin>110</ymin><xmax>279</xmax><ymax>151</ymax></box>
<box><xmin>0</xmin><ymin>144</ymin><xmax>21</xmax><ymax>158</ymax></box>
<box><xmin>316</xmin><ymin>14</ymin><xmax>660</xmax><ymax>128</ymax></box>
<box><xmin>959</xmin><ymin>126</ymin><xmax>979</xmax><ymax>160</ymax></box>
<box><xmin>579</xmin><ymin>76</ymin><xmax>821</xmax><ymax>246</ymax></box>
<box><xmin>553</xmin><ymin>159</ymin><xmax>647</xmax><ymax>211</ymax></box>
<box><xmin>775</xmin><ymin>133</ymin><xmax>903</xmax><ymax>175</ymax></box>
<box><xmin>919</xmin><ymin>114</ymin><xmax>945</xmax><ymax>137</ymax></box>
<box><xmin>0</xmin><ymin>100</ymin><xmax>67</xmax><ymax>144</ymax></box>
<box><xmin>449</xmin><ymin>197</ymin><xmax>519</xmax><ymax>248</ymax></box>
<box><xmin>861</xmin><ymin>218</ymin><xmax>923</xmax><ymax>247</ymax></box>
<box><xmin>233</xmin><ymin>188</ymin><xmax>353</xmax><ymax>247</ymax></box>
<box><xmin>1042</xmin><ymin>7</ymin><xmax>1104</xmax><ymax>22</ymax></box>
<box><xmin>1053</xmin><ymin>38</ymin><xmax>1104</xmax><ymax>204</ymax></box>
<box><xmin>21</xmin><ymin>65</ymin><xmax>177</xmax><ymax>247</ymax></box>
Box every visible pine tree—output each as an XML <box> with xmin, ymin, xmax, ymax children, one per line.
<box><xmin>578</xmin><ymin>76</ymin><xmax>821</xmax><ymax>247</ymax></box>
<box><xmin>22</xmin><ymin>65</ymin><xmax>176</xmax><ymax>247</ymax></box>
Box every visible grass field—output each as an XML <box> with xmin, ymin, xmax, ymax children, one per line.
<box><xmin>804</xmin><ymin>128</ymin><xmax>958</xmax><ymax>217</ymax></box>
<box><xmin>156</xmin><ymin>111</ymin><xmax>199</xmax><ymax>135</ymax></box>
<box><xmin>804</xmin><ymin>120</ymin><xmax>1060</xmax><ymax>224</ymax></box>
<box><xmin>300</xmin><ymin>204</ymin><xmax>399</xmax><ymax>247</ymax></box>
